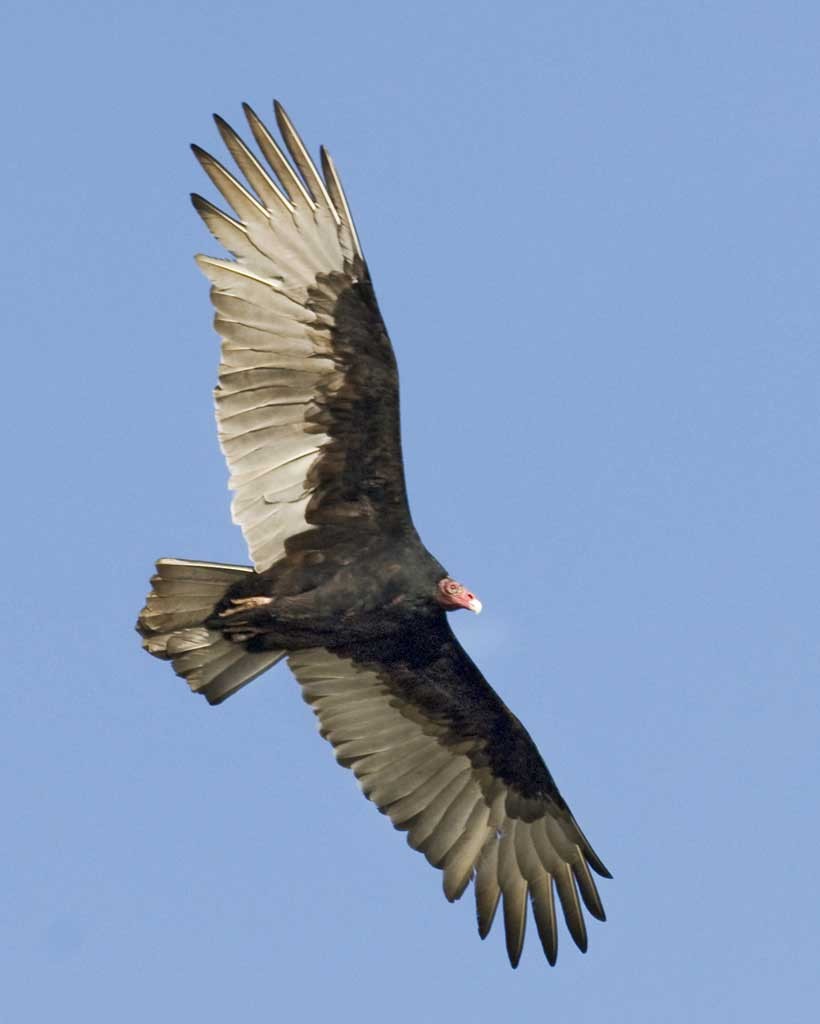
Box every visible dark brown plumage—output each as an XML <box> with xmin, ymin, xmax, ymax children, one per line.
<box><xmin>137</xmin><ymin>101</ymin><xmax>610</xmax><ymax>968</ymax></box>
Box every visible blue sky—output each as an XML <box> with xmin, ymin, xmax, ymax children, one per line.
<box><xmin>3</xmin><ymin>1</ymin><xmax>818</xmax><ymax>1019</ymax></box>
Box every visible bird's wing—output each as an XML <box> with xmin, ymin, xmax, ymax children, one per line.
<box><xmin>287</xmin><ymin>622</ymin><xmax>610</xmax><ymax>968</ymax></box>
<box><xmin>192</xmin><ymin>102</ymin><xmax>411</xmax><ymax>572</ymax></box>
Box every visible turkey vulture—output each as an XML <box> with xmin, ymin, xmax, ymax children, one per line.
<box><xmin>137</xmin><ymin>101</ymin><xmax>610</xmax><ymax>968</ymax></box>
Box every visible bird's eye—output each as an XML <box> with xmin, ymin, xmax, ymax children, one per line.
<box><xmin>446</xmin><ymin>581</ymin><xmax>461</xmax><ymax>594</ymax></box>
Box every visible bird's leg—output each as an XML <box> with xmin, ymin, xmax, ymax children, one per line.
<box><xmin>212</xmin><ymin>592</ymin><xmax>346</xmax><ymax>649</ymax></box>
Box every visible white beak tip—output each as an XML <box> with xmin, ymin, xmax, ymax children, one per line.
<box><xmin>468</xmin><ymin>598</ymin><xmax>483</xmax><ymax>614</ymax></box>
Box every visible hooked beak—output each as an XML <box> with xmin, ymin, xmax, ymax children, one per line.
<box><xmin>452</xmin><ymin>590</ymin><xmax>482</xmax><ymax>614</ymax></box>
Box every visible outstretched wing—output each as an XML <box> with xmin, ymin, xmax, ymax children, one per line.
<box><xmin>288</xmin><ymin>621</ymin><xmax>610</xmax><ymax>968</ymax></box>
<box><xmin>192</xmin><ymin>102</ymin><xmax>412</xmax><ymax>572</ymax></box>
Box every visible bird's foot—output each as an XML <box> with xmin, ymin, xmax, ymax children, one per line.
<box><xmin>219</xmin><ymin>596</ymin><xmax>274</xmax><ymax>618</ymax></box>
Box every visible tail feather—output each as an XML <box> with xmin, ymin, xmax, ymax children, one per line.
<box><xmin>137</xmin><ymin>558</ymin><xmax>284</xmax><ymax>704</ymax></box>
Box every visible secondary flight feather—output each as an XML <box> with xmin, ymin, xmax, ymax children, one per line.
<box><xmin>137</xmin><ymin>101</ymin><xmax>610</xmax><ymax>968</ymax></box>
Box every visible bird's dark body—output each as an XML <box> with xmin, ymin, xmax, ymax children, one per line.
<box><xmin>137</xmin><ymin>101</ymin><xmax>609</xmax><ymax>969</ymax></box>
<box><xmin>211</xmin><ymin>544</ymin><xmax>564</xmax><ymax>806</ymax></box>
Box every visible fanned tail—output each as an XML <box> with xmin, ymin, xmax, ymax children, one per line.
<box><xmin>136</xmin><ymin>557</ymin><xmax>284</xmax><ymax>704</ymax></box>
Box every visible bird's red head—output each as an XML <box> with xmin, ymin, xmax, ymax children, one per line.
<box><xmin>436</xmin><ymin>578</ymin><xmax>482</xmax><ymax>614</ymax></box>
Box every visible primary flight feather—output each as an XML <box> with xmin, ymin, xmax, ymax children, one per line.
<box><xmin>137</xmin><ymin>101</ymin><xmax>610</xmax><ymax>968</ymax></box>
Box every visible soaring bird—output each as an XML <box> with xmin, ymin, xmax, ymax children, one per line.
<box><xmin>137</xmin><ymin>102</ymin><xmax>610</xmax><ymax>968</ymax></box>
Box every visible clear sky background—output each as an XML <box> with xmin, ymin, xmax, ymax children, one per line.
<box><xmin>3</xmin><ymin>2</ymin><xmax>818</xmax><ymax>1020</ymax></box>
